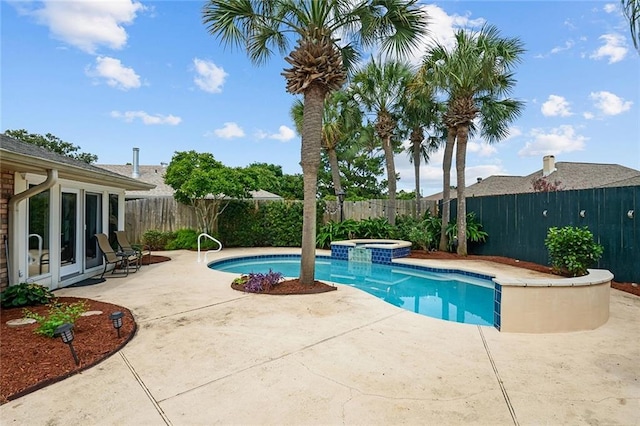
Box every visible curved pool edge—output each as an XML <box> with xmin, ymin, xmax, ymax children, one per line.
<box><xmin>207</xmin><ymin>251</ymin><xmax>613</xmax><ymax>334</ymax></box>
<box><xmin>493</xmin><ymin>269</ymin><xmax>613</xmax><ymax>333</ymax></box>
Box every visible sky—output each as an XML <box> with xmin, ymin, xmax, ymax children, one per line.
<box><xmin>2</xmin><ymin>0</ymin><xmax>639</xmax><ymax>197</ymax></box>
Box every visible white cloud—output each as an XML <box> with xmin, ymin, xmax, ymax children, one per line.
<box><xmin>467</xmin><ymin>141</ymin><xmax>497</xmax><ymax>157</ymax></box>
<box><xmin>213</xmin><ymin>122</ymin><xmax>245</xmax><ymax>139</ymax></box>
<box><xmin>86</xmin><ymin>56</ymin><xmax>140</xmax><ymax>90</ymax></box>
<box><xmin>110</xmin><ymin>110</ymin><xmax>181</xmax><ymax>125</ymax></box>
<box><xmin>518</xmin><ymin>125</ymin><xmax>587</xmax><ymax>157</ymax></box>
<box><xmin>590</xmin><ymin>33</ymin><xmax>628</xmax><ymax>63</ymax></box>
<box><xmin>589</xmin><ymin>91</ymin><xmax>633</xmax><ymax>115</ymax></box>
<box><xmin>269</xmin><ymin>126</ymin><xmax>296</xmax><ymax>141</ymax></box>
<box><xmin>583</xmin><ymin>111</ymin><xmax>595</xmax><ymax>120</ymax></box>
<box><xmin>193</xmin><ymin>58</ymin><xmax>227</xmax><ymax>93</ymax></box>
<box><xmin>24</xmin><ymin>0</ymin><xmax>144</xmax><ymax>54</ymax></box>
<box><xmin>603</xmin><ymin>3</ymin><xmax>617</xmax><ymax>13</ymax></box>
<box><xmin>405</xmin><ymin>5</ymin><xmax>485</xmax><ymax>64</ymax></box>
<box><xmin>550</xmin><ymin>40</ymin><xmax>575</xmax><ymax>54</ymax></box>
<box><xmin>541</xmin><ymin>95</ymin><xmax>573</xmax><ymax>117</ymax></box>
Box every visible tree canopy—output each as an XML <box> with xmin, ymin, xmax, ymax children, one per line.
<box><xmin>4</xmin><ymin>129</ymin><xmax>98</xmax><ymax>163</ymax></box>
<box><xmin>164</xmin><ymin>151</ymin><xmax>258</xmax><ymax>233</ymax></box>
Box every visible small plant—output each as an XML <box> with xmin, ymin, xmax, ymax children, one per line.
<box><xmin>23</xmin><ymin>300</ymin><xmax>88</xmax><ymax>338</ymax></box>
<box><xmin>0</xmin><ymin>282</ymin><xmax>54</xmax><ymax>308</ymax></box>
<box><xmin>243</xmin><ymin>270</ymin><xmax>284</xmax><ymax>293</ymax></box>
<box><xmin>545</xmin><ymin>226</ymin><xmax>604</xmax><ymax>277</ymax></box>
<box><xmin>445</xmin><ymin>212</ymin><xmax>488</xmax><ymax>252</ymax></box>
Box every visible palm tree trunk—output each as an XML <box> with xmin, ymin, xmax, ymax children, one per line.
<box><xmin>412</xmin><ymin>129</ymin><xmax>421</xmax><ymax>217</ymax></box>
<box><xmin>455</xmin><ymin>124</ymin><xmax>469</xmax><ymax>256</ymax></box>
<box><xmin>439</xmin><ymin>129</ymin><xmax>455</xmax><ymax>251</ymax></box>
<box><xmin>327</xmin><ymin>147</ymin><xmax>343</xmax><ymax>194</ymax></box>
<box><xmin>300</xmin><ymin>85</ymin><xmax>326</xmax><ymax>285</ymax></box>
<box><xmin>383</xmin><ymin>135</ymin><xmax>397</xmax><ymax>226</ymax></box>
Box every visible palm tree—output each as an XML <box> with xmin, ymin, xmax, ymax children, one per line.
<box><xmin>622</xmin><ymin>0</ymin><xmax>640</xmax><ymax>51</ymax></box>
<box><xmin>420</xmin><ymin>25</ymin><xmax>524</xmax><ymax>255</ymax></box>
<box><xmin>291</xmin><ymin>90</ymin><xmax>362</xmax><ymax>197</ymax></box>
<box><xmin>402</xmin><ymin>77</ymin><xmax>445</xmax><ymax>216</ymax></box>
<box><xmin>202</xmin><ymin>0</ymin><xmax>428</xmax><ymax>285</ymax></box>
<box><xmin>352</xmin><ymin>58</ymin><xmax>414</xmax><ymax>225</ymax></box>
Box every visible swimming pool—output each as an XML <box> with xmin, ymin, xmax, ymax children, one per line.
<box><xmin>209</xmin><ymin>255</ymin><xmax>495</xmax><ymax>326</ymax></box>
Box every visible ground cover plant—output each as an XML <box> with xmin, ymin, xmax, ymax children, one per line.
<box><xmin>0</xmin><ymin>282</ymin><xmax>54</xmax><ymax>308</ymax></box>
<box><xmin>23</xmin><ymin>300</ymin><xmax>88</xmax><ymax>338</ymax></box>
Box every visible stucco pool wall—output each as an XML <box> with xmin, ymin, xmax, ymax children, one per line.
<box><xmin>493</xmin><ymin>269</ymin><xmax>613</xmax><ymax>333</ymax></box>
<box><xmin>330</xmin><ymin>239</ymin><xmax>412</xmax><ymax>264</ymax></box>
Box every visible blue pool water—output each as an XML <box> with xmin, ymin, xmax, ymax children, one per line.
<box><xmin>209</xmin><ymin>255</ymin><xmax>495</xmax><ymax>326</ymax></box>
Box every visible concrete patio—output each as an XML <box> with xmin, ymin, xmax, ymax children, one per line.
<box><xmin>1</xmin><ymin>248</ymin><xmax>638</xmax><ymax>425</ymax></box>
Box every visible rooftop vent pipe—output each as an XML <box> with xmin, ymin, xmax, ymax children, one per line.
<box><xmin>477</xmin><ymin>177</ymin><xmax>483</xmax><ymax>183</ymax></box>
<box><xmin>132</xmin><ymin>147</ymin><xmax>140</xmax><ymax>178</ymax></box>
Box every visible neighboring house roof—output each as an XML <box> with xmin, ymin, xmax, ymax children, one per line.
<box><xmin>424</xmin><ymin>156</ymin><xmax>640</xmax><ymax>200</ymax></box>
<box><xmin>0</xmin><ymin>135</ymin><xmax>155</xmax><ymax>191</ymax></box>
<box><xmin>98</xmin><ymin>164</ymin><xmax>284</xmax><ymax>200</ymax></box>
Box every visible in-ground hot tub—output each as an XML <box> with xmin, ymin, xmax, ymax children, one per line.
<box><xmin>330</xmin><ymin>239</ymin><xmax>411</xmax><ymax>264</ymax></box>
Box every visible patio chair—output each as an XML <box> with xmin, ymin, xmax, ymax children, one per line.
<box><xmin>95</xmin><ymin>233</ymin><xmax>140</xmax><ymax>279</ymax></box>
<box><xmin>115</xmin><ymin>231</ymin><xmax>151</xmax><ymax>267</ymax></box>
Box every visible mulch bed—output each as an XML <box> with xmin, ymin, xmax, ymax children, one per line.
<box><xmin>231</xmin><ymin>279</ymin><xmax>337</xmax><ymax>294</ymax></box>
<box><xmin>0</xmin><ymin>297</ymin><xmax>136</xmax><ymax>404</ymax></box>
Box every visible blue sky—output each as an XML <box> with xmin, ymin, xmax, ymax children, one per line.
<box><xmin>2</xmin><ymin>1</ymin><xmax>639</xmax><ymax>196</ymax></box>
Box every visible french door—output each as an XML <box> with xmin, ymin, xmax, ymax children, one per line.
<box><xmin>60</xmin><ymin>189</ymin><xmax>82</xmax><ymax>277</ymax></box>
<box><xmin>85</xmin><ymin>192</ymin><xmax>102</xmax><ymax>269</ymax></box>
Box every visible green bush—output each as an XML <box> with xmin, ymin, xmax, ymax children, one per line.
<box><xmin>142</xmin><ymin>230</ymin><xmax>175</xmax><ymax>250</ymax></box>
<box><xmin>356</xmin><ymin>217</ymin><xmax>394</xmax><ymax>239</ymax></box>
<box><xmin>1</xmin><ymin>283</ymin><xmax>54</xmax><ymax>308</ymax></box>
<box><xmin>316</xmin><ymin>219</ymin><xmax>360</xmax><ymax>248</ymax></box>
<box><xmin>164</xmin><ymin>228</ymin><xmax>219</xmax><ymax>250</ymax></box>
<box><xmin>394</xmin><ymin>214</ymin><xmax>442</xmax><ymax>251</ymax></box>
<box><xmin>23</xmin><ymin>300</ymin><xmax>88</xmax><ymax>338</ymax></box>
<box><xmin>545</xmin><ymin>226</ymin><xmax>604</xmax><ymax>276</ymax></box>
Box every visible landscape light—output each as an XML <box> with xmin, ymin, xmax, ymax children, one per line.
<box><xmin>110</xmin><ymin>311</ymin><xmax>124</xmax><ymax>338</ymax></box>
<box><xmin>54</xmin><ymin>323</ymin><xmax>79</xmax><ymax>366</ymax></box>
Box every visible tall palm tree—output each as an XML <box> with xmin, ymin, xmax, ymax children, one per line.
<box><xmin>352</xmin><ymin>58</ymin><xmax>414</xmax><ymax>225</ymax></box>
<box><xmin>291</xmin><ymin>90</ymin><xmax>362</xmax><ymax>196</ymax></box>
<box><xmin>402</xmin><ymin>77</ymin><xmax>445</xmax><ymax>216</ymax></box>
<box><xmin>421</xmin><ymin>25</ymin><xmax>524</xmax><ymax>255</ymax></box>
<box><xmin>622</xmin><ymin>0</ymin><xmax>640</xmax><ymax>51</ymax></box>
<box><xmin>202</xmin><ymin>0</ymin><xmax>427</xmax><ymax>285</ymax></box>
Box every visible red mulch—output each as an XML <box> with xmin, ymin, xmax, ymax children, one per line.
<box><xmin>0</xmin><ymin>297</ymin><xmax>136</xmax><ymax>404</ymax></box>
<box><xmin>231</xmin><ymin>279</ymin><xmax>337</xmax><ymax>294</ymax></box>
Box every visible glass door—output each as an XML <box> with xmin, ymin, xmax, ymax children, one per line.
<box><xmin>60</xmin><ymin>189</ymin><xmax>81</xmax><ymax>277</ymax></box>
<box><xmin>85</xmin><ymin>192</ymin><xmax>102</xmax><ymax>269</ymax></box>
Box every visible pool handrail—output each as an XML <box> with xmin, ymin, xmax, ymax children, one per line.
<box><xmin>197</xmin><ymin>233</ymin><xmax>223</xmax><ymax>263</ymax></box>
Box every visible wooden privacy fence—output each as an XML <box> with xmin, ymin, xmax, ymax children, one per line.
<box><xmin>124</xmin><ymin>197</ymin><xmax>437</xmax><ymax>243</ymax></box>
<box><xmin>454</xmin><ymin>185</ymin><xmax>639</xmax><ymax>283</ymax></box>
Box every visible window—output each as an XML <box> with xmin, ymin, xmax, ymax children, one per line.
<box><xmin>28</xmin><ymin>189</ymin><xmax>50</xmax><ymax>277</ymax></box>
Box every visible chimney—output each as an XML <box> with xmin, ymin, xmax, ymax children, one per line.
<box><xmin>543</xmin><ymin>155</ymin><xmax>556</xmax><ymax>177</ymax></box>
<box><xmin>132</xmin><ymin>147</ymin><xmax>140</xmax><ymax>178</ymax></box>
<box><xmin>477</xmin><ymin>177</ymin><xmax>483</xmax><ymax>183</ymax></box>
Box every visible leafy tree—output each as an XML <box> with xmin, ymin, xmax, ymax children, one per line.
<box><xmin>420</xmin><ymin>25</ymin><xmax>524</xmax><ymax>255</ymax></box>
<box><xmin>164</xmin><ymin>151</ymin><xmax>258</xmax><ymax>234</ymax></box>
<box><xmin>4</xmin><ymin>129</ymin><xmax>98</xmax><ymax>163</ymax></box>
<box><xmin>203</xmin><ymin>0</ymin><xmax>428</xmax><ymax>285</ymax></box>
<box><xmin>531</xmin><ymin>176</ymin><xmax>564</xmax><ymax>192</ymax></box>
<box><xmin>622</xmin><ymin>0</ymin><xmax>640</xmax><ymax>51</ymax></box>
<box><xmin>352</xmin><ymin>58</ymin><xmax>414</xmax><ymax>225</ymax></box>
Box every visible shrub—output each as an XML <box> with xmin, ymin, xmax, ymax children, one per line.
<box><xmin>1</xmin><ymin>283</ymin><xmax>54</xmax><ymax>308</ymax></box>
<box><xmin>444</xmin><ymin>212</ymin><xmax>488</xmax><ymax>252</ymax></box>
<box><xmin>356</xmin><ymin>217</ymin><xmax>394</xmax><ymax>239</ymax></box>
<box><xmin>243</xmin><ymin>270</ymin><xmax>284</xmax><ymax>293</ymax></box>
<box><xmin>316</xmin><ymin>220</ymin><xmax>359</xmax><ymax>248</ymax></box>
<box><xmin>164</xmin><ymin>228</ymin><xmax>220</xmax><ymax>250</ymax></box>
<box><xmin>142</xmin><ymin>230</ymin><xmax>175</xmax><ymax>250</ymax></box>
<box><xmin>545</xmin><ymin>226</ymin><xmax>604</xmax><ymax>277</ymax></box>
<box><xmin>23</xmin><ymin>300</ymin><xmax>88</xmax><ymax>338</ymax></box>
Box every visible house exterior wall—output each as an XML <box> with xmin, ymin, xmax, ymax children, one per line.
<box><xmin>8</xmin><ymin>171</ymin><xmax>128</xmax><ymax>290</ymax></box>
<box><xmin>0</xmin><ymin>170</ymin><xmax>15</xmax><ymax>291</ymax></box>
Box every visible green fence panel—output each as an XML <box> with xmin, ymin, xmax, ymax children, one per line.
<box><xmin>454</xmin><ymin>185</ymin><xmax>639</xmax><ymax>283</ymax></box>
